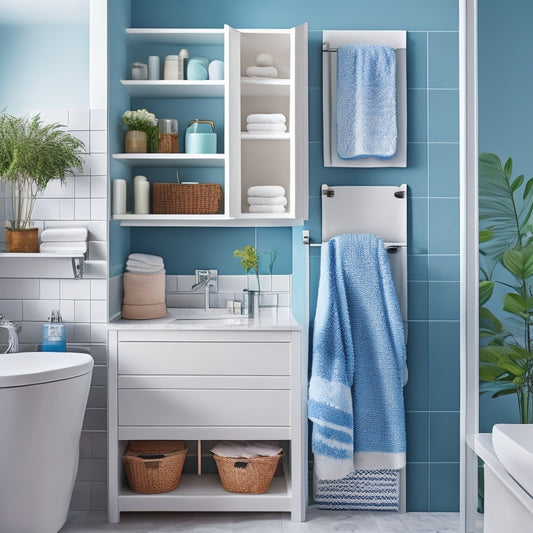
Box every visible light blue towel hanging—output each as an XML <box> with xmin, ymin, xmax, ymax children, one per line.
<box><xmin>336</xmin><ymin>45</ymin><xmax>397</xmax><ymax>159</ymax></box>
<box><xmin>308</xmin><ymin>233</ymin><xmax>406</xmax><ymax>480</ymax></box>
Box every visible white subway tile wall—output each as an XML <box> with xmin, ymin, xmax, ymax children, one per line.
<box><xmin>0</xmin><ymin>108</ymin><xmax>108</xmax><ymax>511</ymax></box>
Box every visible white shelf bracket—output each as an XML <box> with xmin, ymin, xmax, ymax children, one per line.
<box><xmin>71</xmin><ymin>257</ymin><xmax>85</xmax><ymax>279</ymax></box>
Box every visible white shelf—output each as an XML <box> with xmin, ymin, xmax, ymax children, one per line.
<box><xmin>118</xmin><ymin>475</ymin><xmax>291</xmax><ymax>513</ymax></box>
<box><xmin>125</xmin><ymin>28</ymin><xmax>225</xmax><ymax>45</ymax></box>
<box><xmin>113</xmin><ymin>215</ymin><xmax>303</xmax><ymax>227</ymax></box>
<box><xmin>0</xmin><ymin>253</ymin><xmax>85</xmax><ymax>278</ymax></box>
<box><xmin>241</xmin><ymin>132</ymin><xmax>290</xmax><ymax>141</ymax></box>
<box><xmin>112</xmin><ymin>153</ymin><xmax>226</xmax><ymax>168</ymax></box>
<box><xmin>0</xmin><ymin>253</ymin><xmax>84</xmax><ymax>259</ymax></box>
<box><xmin>120</xmin><ymin>80</ymin><xmax>225</xmax><ymax>98</ymax></box>
<box><xmin>240</xmin><ymin>77</ymin><xmax>290</xmax><ymax>97</ymax></box>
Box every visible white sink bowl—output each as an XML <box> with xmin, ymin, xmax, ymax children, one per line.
<box><xmin>167</xmin><ymin>308</ymin><xmax>247</xmax><ymax>324</ymax></box>
<box><xmin>493</xmin><ymin>423</ymin><xmax>533</xmax><ymax>497</ymax></box>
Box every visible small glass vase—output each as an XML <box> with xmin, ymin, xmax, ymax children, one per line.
<box><xmin>125</xmin><ymin>130</ymin><xmax>147</xmax><ymax>153</ymax></box>
<box><xmin>517</xmin><ymin>383</ymin><xmax>533</xmax><ymax>424</ymax></box>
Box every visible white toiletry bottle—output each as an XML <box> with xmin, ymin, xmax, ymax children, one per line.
<box><xmin>41</xmin><ymin>310</ymin><xmax>67</xmax><ymax>352</ymax></box>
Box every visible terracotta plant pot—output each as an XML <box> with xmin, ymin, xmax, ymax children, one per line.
<box><xmin>6</xmin><ymin>227</ymin><xmax>39</xmax><ymax>253</ymax></box>
<box><xmin>125</xmin><ymin>130</ymin><xmax>147</xmax><ymax>153</ymax></box>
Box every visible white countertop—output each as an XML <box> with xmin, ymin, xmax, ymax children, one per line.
<box><xmin>108</xmin><ymin>307</ymin><xmax>300</xmax><ymax>331</ymax></box>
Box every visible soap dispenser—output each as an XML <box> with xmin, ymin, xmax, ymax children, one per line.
<box><xmin>41</xmin><ymin>310</ymin><xmax>66</xmax><ymax>352</ymax></box>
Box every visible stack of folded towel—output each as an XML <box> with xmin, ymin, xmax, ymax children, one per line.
<box><xmin>247</xmin><ymin>185</ymin><xmax>287</xmax><ymax>213</ymax></box>
<box><xmin>245</xmin><ymin>52</ymin><xmax>278</xmax><ymax>78</ymax></box>
<box><xmin>246</xmin><ymin>113</ymin><xmax>287</xmax><ymax>134</ymax></box>
<box><xmin>39</xmin><ymin>227</ymin><xmax>88</xmax><ymax>254</ymax></box>
<box><xmin>125</xmin><ymin>253</ymin><xmax>165</xmax><ymax>274</ymax></box>
<box><xmin>122</xmin><ymin>253</ymin><xmax>167</xmax><ymax>320</ymax></box>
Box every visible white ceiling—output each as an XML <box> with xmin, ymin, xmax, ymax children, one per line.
<box><xmin>0</xmin><ymin>0</ymin><xmax>88</xmax><ymax>24</ymax></box>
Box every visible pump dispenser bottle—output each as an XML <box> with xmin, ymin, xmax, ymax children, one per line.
<box><xmin>41</xmin><ymin>310</ymin><xmax>67</xmax><ymax>352</ymax></box>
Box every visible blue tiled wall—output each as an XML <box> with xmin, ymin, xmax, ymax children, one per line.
<box><xmin>126</xmin><ymin>0</ymin><xmax>460</xmax><ymax>511</ymax></box>
<box><xmin>478</xmin><ymin>1</ymin><xmax>533</xmax><ymax>429</ymax></box>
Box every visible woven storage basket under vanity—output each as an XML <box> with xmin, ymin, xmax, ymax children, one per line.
<box><xmin>213</xmin><ymin>452</ymin><xmax>282</xmax><ymax>494</ymax></box>
<box><xmin>122</xmin><ymin>440</ymin><xmax>187</xmax><ymax>494</ymax></box>
<box><xmin>152</xmin><ymin>183</ymin><xmax>222</xmax><ymax>214</ymax></box>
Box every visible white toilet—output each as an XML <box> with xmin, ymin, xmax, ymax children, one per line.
<box><xmin>473</xmin><ymin>424</ymin><xmax>533</xmax><ymax>533</ymax></box>
<box><xmin>0</xmin><ymin>352</ymin><xmax>93</xmax><ymax>533</ymax></box>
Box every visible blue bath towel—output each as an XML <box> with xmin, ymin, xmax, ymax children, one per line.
<box><xmin>308</xmin><ymin>234</ymin><xmax>406</xmax><ymax>480</ymax></box>
<box><xmin>336</xmin><ymin>45</ymin><xmax>397</xmax><ymax>159</ymax></box>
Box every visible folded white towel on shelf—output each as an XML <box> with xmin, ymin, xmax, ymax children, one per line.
<box><xmin>40</xmin><ymin>241</ymin><xmax>88</xmax><ymax>254</ymax></box>
<box><xmin>40</xmin><ymin>227</ymin><xmax>88</xmax><ymax>242</ymax></box>
<box><xmin>126</xmin><ymin>258</ymin><xmax>165</xmax><ymax>270</ymax></box>
<box><xmin>248</xmin><ymin>195</ymin><xmax>287</xmax><ymax>206</ymax></box>
<box><xmin>247</xmin><ymin>185</ymin><xmax>286</xmax><ymax>197</ymax></box>
<box><xmin>246</xmin><ymin>123</ymin><xmax>287</xmax><ymax>133</ymax></box>
<box><xmin>125</xmin><ymin>265</ymin><xmax>166</xmax><ymax>275</ymax></box>
<box><xmin>127</xmin><ymin>253</ymin><xmax>164</xmax><ymax>267</ymax></box>
<box><xmin>211</xmin><ymin>440</ymin><xmax>282</xmax><ymax>458</ymax></box>
<box><xmin>248</xmin><ymin>204</ymin><xmax>286</xmax><ymax>213</ymax></box>
<box><xmin>246</xmin><ymin>65</ymin><xmax>278</xmax><ymax>78</ymax></box>
<box><xmin>246</xmin><ymin>113</ymin><xmax>286</xmax><ymax>124</ymax></box>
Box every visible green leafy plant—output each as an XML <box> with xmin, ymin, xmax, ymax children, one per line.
<box><xmin>122</xmin><ymin>108</ymin><xmax>159</xmax><ymax>152</ymax></box>
<box><xmin>233</xmin><ymin>245</ymin><xmax>260</xmax><ymax>291</ymax></box>
<box><xmin>0</xmin><ymin>112</ymin><xmax>85</xmax><ymax>229</ymax></box>
<box><xmin>479</xmin><ymin>152</ymin><xmax>533</xmax><ymax>424</ymax></box>
<box><xmin>263</xmin><ymin>249</ymin><xmax>281</xmax><ymax>276</ymax></box>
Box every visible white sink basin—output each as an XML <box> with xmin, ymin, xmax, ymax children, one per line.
<box><xmin>493</xmin><ymin>423</ymin><xmax>533</xmax><ymax>496</ymax></box>
<box><xmin>167</xmin><ymin>308</ymin><xmax>247</xmax><ymax>322</ymax></box>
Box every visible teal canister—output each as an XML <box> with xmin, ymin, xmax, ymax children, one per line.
<box><xmin>41</xmin><ymin>310</ymin><xmax>66</xmax><ymax>352</ymax></box>
<box><xmin>187</xmin><ymin>56</ymin><xmax>209</xmax><ymax>80</ymax></box>
<box><xmin>185</xmin><ymin>119</ymin><xmax>217</xmax><ymax>154</ymax></box>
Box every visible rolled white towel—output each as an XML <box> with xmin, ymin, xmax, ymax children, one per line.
<box><xmin>248</xmin><ymin>195</ymin><xmax>287</xmax><ymax>206</ymax></box>
<box><xmin>247</xmin><ymin>123</ymin><xmax>287</xmax><ymax>133</ymax></box>
<box><xmin>40</xmin><ymin>241</ymin><xmax>88</xmax><ymax>254</ymax></box>
<box><xmin>247</xmin><ymin>113</ymin><xmax>286</xmax><ymax>124</ymax></box>
<box><xmin>256</xmin><ymin>53</ymin><xmax>274</xmax><ymax>67</ymax></box>
<box><xmin>246</xmin><ymin>65</ymin><xmax>278</xmax><ymax>78</ymax></box>
<box><xmin>247</xmin><ymin>185</ymin><xmax>286</xmax><ymax>197</ymax></box>
<box><xmin>128</xmin><ymin>253</ymin><xmax>164</xmax><ymax>267</ymax></box>
<box><xmin>248</xmin><ymin>204</ymin><xmax>286</xmax><ymax>213</ymax></box>
<box><xmin>41</xmin><ymin>227</ymin><xmax>88</xmax><ymax>242</ymax></box>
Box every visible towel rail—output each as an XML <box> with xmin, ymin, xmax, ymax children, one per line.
<box><xmin>322</xmin><ymin>41</ymin><xmax>405</xmax><ymax>52</ymax></box>
<box><xmin>302</xmin><ymin>230</ymin><xmax>405</xmax><ymax>253</ymax></box>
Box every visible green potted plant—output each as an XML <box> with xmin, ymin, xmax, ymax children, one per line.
<box><xmin>122</xmin><ymin>108</ymin><xmax>159</xmax><ymax>153</ymax></box>
<box><xmin>234</xmin><ymin>245</ymin><xmax>260</xmax><ymax>292</ymax></box>
<box><xmin>0</xmin><ymin>112</ymin><xmax>85</xmax><ymax>252</ymax></box>
<box><xmin>478</xmin><ymin>152</ymin><xmax>533</xmax><ymax>424</ymax></box>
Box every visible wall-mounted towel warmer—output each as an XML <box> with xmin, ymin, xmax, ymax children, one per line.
<box><xmin>303</xmin><ymin>183</ymin><xmax>408</xmax><ymax>340</ymax></box>
<box><xmin>322</xmin><ymin>30</ymin><xmax>407</xmax><ymax>168</ymax></box>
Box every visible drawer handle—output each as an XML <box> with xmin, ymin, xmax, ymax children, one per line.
<box><xmin>138</xmin><ymin>453</ymin><xmax>165</xmax><ymax>460</ymax></box>
<box><xmin>234</xmin><ymin>461</ymin><xmax>248</xmax><ymax>468</ymax></box>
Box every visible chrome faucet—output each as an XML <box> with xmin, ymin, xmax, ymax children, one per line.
<box><xmin>0</xmin><ymin>314</ymin><xmax>21</xmax><ymax>353</ymax></box>
<box><xmin>191</xmin><ymin>269</ymin><xmax>218</xmax><ymax>311</ymax></box>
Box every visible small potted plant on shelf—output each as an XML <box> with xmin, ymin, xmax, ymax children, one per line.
<box><xmin>0</xmin><ymin>112</ymin><xmax>85</xmax><ymax>253</ymax></box>
<box><xmin>122</xmin><ymin>108</ymin><xmax>159</xmax><ymax>153</ymax></box>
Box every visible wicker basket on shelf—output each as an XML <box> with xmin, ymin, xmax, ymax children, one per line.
<box><xmin>213</xmin><ymin>453</ymin><xmax>282</xmax><ymax>494</ymax></box>
<box><xmin>152</xmin><ymin>183</ymin><xmax>222</xmax><ymax>214</ymax></box>
<box><xmin>122</xmin><ymin>440</ymin><xmax>187</xmax><ymax>494</ymax></box>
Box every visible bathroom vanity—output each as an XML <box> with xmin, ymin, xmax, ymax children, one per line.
<box><xmin>107</xmin><ymin>309</ymin><xmax>306</xmax><ymax>522</ymax></box>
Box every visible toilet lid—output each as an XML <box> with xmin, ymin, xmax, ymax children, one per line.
<box><xmin>0</xmin><ymin>352</ymin><xmax>93</xmax><ymax>387</ymax></box>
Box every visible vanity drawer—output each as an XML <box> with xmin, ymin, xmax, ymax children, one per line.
<box><xmin>118</xmin><ymin>341</ymin><xmax>290</xmax><ymax>376</ymax></box>
<box><xmin>118</xmin><ymin>389</ymin><xmax>290</xmax><ymax>426</ymax></box>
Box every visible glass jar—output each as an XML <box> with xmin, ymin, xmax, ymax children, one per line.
<box><xmin>158</xmin><ymin>119</ymin><xmax>178</xmax><ymax>153</ymax></box>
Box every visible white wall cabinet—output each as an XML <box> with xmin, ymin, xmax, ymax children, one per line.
<box><xmin>107</xmin><ymin>326</ymin><xmax>306</xmax><ymax>522</ymax></box>
<box><xmin>111</xmin><ymin>24</ymin><xmax>308</xmax><ymax>227</ymax></box>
